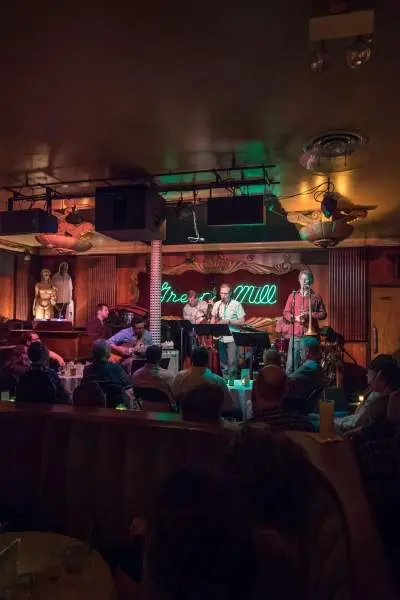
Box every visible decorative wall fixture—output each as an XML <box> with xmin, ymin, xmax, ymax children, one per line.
<box><xmin>162</xmin><ymin>254</ymin><xmax>305</xmax><ymax>276</ymax></box>
<box><xmin>161</xmin><ymin>281</ymin><xmax>278</xmax><ymax>305</ymax></box>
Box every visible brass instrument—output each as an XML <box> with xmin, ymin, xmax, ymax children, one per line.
<box><xmin>305</xmin><ymin>285</ymin><xmax>318</xmax><ymax>336</ymax></box>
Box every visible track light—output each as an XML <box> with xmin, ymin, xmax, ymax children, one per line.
<box><xmin>346</xmin><ymin>36</ymin><xmax>372</xmax><ymax>69</ymax></box>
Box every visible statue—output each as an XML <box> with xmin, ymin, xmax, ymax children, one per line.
<box><xmin>33</xmin><ymin>269</ymin><xmax>57</xmax><ymax>320</ymax></box>
<box><xmin>51</xmin><ymin>262</ymin><xmax>74</xmax><ymax>321</ymax></box>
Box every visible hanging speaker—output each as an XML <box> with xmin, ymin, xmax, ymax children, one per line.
<box><xmin>95</xmin><ymin>185</ymin><xmax>166</xmax><ymax>241</ymax></box>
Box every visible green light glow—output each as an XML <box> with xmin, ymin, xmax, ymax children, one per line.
<box><xmin>161</xmin><ymin>281</ymin><xmax>277</xmax><ymax>305</ymax></box>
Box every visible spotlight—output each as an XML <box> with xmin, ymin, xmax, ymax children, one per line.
<box><xmin>23</xmin><ymin>251</ymin><xmax>31</xmax><ymax>263</ymax></box>
<box><xmin>310</xmin><ymin>44</ymin><xmax>329</xmax><ymax>73</ymax></box>
<box><xmin>321</xmin><ymin>192</ymin><xmax>338</xmax><ymax>218</ymax></box>
<box><xmin>346</xmin><ymin>36</ymin><xmax>372</xmax><ymax>69</ymax></box>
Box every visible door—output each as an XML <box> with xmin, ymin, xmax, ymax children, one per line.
<box><xmin>370</xmin><ymin>287</ymin><xmax>400</xmax><ymax>359</ymax></box>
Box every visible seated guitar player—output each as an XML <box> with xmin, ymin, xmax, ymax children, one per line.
<box><xmin>107</xmin><ymin>318</ymin><xmax>154</xmax><ymax>374</ymax></box>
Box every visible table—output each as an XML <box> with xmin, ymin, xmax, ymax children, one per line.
<box><xmin>0</xmin><ymin>531</ymin><xmax>115</xmax><ymax>600</ymax></box>
<box><xmin>228</xmin><ymin>379</ymin><xmax>253</xmax><ymax>420</ymax></box>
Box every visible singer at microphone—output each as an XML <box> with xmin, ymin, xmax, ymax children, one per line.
<box><xmin>282</xmin><ymin>270</ymin><xmax>327</xmax><ymax>373</ymax></box>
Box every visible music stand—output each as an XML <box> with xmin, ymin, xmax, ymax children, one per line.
<box><xmin>172</xmin><ymin>319</ymin><xmax>194</xmax><ymax>369</ymax></box>
<box><xmin>194</xmin><ymin>323</ymin><xmax>231</xmax><ymax>338</ymax></box>
<box><xmin>231</xmin><ymin>329</ymin><xmax>270</xmax><ymax>375</ymax></box>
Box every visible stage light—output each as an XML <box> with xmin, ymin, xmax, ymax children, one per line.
<box><xmin>321</xmin><ymin>192</ymin><xmax>338</xmax><ymax>218</ymax></box>
<box><xmin>346</xmin><ymin>36</ymin><xmax>372</xmax><ymax>69</ymax></box>
<box><xmin>263</xmin><ymin>192</ymin><xmax>279</xmax><ymax>213</ymax></box>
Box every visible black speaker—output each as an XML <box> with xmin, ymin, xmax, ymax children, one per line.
<box><xmin>95</xmin><ymin>185</ymin><xmax>166</xmax><ymax>241</ymax></box>
<box><xmin>0</xmin><ymin>209</ymin><xmax>58</xmax><ymax>235</ymax></box>
<box><xmin>207</xmin><ymin>195</ymin><xmax>265</xmax><ymax>226</ymax></box>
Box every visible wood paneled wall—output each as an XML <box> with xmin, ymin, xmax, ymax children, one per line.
<box><xmin>0</xmin><ymin>253</ymin><xmax>15</xmax><ymax>318</ymax></box>
<box><xmin>329</xmin><ymin>247</ymin><xmax>367</xmax><ymax>341</ymax></box>
<box><xmin>15</xmin><ymin>255</ymin><xmax>30</xmax><ymax>320</ymax></box>
<box><xmin>74</xmin><ymin>256</ymin><xmax>117</xmax><ymax>327</ymax></box>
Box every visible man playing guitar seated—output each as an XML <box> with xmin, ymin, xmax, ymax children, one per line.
<box><xmin>107</xmin><ymin>318</ymin><xmax>153</xmax><ymax>373</ymax></box>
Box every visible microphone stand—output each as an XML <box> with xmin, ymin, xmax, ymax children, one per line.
<box><xmin>290</xmin><ymin>290</ymin><xmax>296</xmax><ymax>373</ymax></box>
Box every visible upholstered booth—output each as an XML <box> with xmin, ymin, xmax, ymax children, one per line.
<box><xmin>0</xmin><ymin>403</ymin><xmax>394</xmax><ymax>599</ymax></box>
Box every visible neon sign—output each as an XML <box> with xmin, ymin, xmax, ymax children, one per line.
<box><xmin>161</xmin><ymin>281</ymin><xmax>277</xmax><ymax>305</ymax></box>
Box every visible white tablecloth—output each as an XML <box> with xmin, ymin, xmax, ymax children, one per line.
<box><xmin>228</xmin><ymin>379</ymin><xmax>253</xmax><ymax>420</ymax></box>
<box><xmin>60</xmin><ymin>376</ymin><xmax>82</xmax><ymax>398</ymax></box>
<box><xmin>0</xmin><ymin>531</ymin><xmax>115</xmax><ymax>600</ymax></box>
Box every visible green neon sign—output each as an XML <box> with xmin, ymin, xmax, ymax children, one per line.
<box><xmin>161</xmin><ymin>281</ymin><xmax>277</xmax><ymax>305</ymax></box>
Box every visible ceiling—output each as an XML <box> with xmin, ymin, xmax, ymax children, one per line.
<box><xmin>0</xmin><ymin>0</ymin><xmax>399</xmax><ymax>251</ymax></box>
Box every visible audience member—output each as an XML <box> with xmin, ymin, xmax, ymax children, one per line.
<box><xmin>132</xmin><ymin>345</ymin><xmax>174</xmax><ymax>405</ymax></box>
<box><xmin>181</xmin><ymin>384</ymin><xmax>224</xmax><ymax>423</ymax></box>
<box><xmin>263</xmin><ymin>348</ymin><xmax>282</xmax><ymax>367</ymax></box>
<box><xmin>336</xmin><ymin>354</ymin><xmax>400</xmax><ymax>432</ymax></box>
<box><xmin>222</xmin><ymin>430</ymin><xmax>313</xmax><ymax>599</ymax></box>
<box><xmin>87</xmin><ymin>303</ymin><xmax>112</xmax><ymax>339</ymax></box>
<box><xmin>0</xmin><ymin>346</ymin><xmax>30</xmax><ymax>396</ymax></box>
<box><xmin>16</xmin><ymin>342</ymin><xmax>69</xmax><ymax>404</ymax></box>
<box><xmin>173</xmin><ymin>346</ymin><xmax>233</xmax><ymax>412</ymax></box>
<box><xmin>83</xmin><ymin>339</ymin><xmax>133</xmax><ymax>406</ymax></box>
<box><xmin>351</xmin><ymin>407</ymin><xmax>400</xmax><ymax>591</ymax></box>
<box><xmin>249</xmin><ymin>366</ymin><xmax>314</xmax><ymax>432</ymax></box>
<box><xmin>286</xmin><ymin>336</ymin><xmax>324</xmax><ymax>412</ymax></box>
<box><xmin>20</xmin><ymin>331</ymin><xmax>64</xmax><ymax>370</ymax></box>
<box><xmin>116</xmin><ymin>469</ymin><xmax>258</xmax><ymax>600</ymax></box>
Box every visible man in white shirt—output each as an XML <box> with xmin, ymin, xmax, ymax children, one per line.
<box><xmin>182</xmin><ymin>290</ymin><xmax>208</xmax><ymax>324</ymax></box>
<box><xmin>172</xmin><ymin>346</ymin><xmax>233</xmax><ymax>412</ymax></box>
<box><xmin>132</xmin><ymin>345</ymin><xmax>175</xmax><ymax>406</ymax></box>
<box><xmin>211</xmin><ymin>283</ymin><xmax>245</xmax><ymax>378</ymax></box>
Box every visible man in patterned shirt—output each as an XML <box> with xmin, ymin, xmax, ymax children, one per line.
<box><xmin>211</xmin><ymin>283</ymin><xmax>245</xmax><ymax>378</ymax></box>
<box><xmin>182</xmin><ymin>290</ymin><xmax>208</xmax><ymax>324</ymax></box>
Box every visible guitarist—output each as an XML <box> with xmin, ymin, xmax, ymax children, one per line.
<box><xmin>107</xmin><ymin>318</ymin><xmax>153</xmax><ymax>373</ymax></box>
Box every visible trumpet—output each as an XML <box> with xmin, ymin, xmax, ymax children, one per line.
<box><xmin>304</xmin><ymin>285</ymin><xmax>318</xmax><ymax>337</ymax></box>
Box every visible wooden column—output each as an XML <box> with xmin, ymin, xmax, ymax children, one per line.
<box><xmin>0</xmin><ymin>253</ymin><xmax>15</xmax><ymax>318</ymax></box>
<box><xmin>149</xmin><ymin>240</ymin><xmax>162</xmax><ymax>343</ymax></box>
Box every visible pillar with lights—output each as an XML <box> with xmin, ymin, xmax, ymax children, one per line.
<box><xmin>149</xmin><ymin>240</ymin><xmax>162</xmax><ymax>343</ymax></box>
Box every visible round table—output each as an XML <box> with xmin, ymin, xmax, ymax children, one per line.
<box><xmin>227</xmin><ymin>379</ymin><xmax>253</xmax><ymax>420</ymax></box>
<box><xmin>0</xmin><ymin>531</ymin><xmax>115</xmax><ymax>600</ymax></box>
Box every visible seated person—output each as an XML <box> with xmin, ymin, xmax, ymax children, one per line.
<box><xmin>173</xmin><ymin>346</ymin><xmax>233</xmax><ymax>413</ymax></box>
<box><xmin>87</xmin><ymin>303</ymin><xmax>112</xmax><ymax>339</ymax></box>
<box><xmin>115</xmin><ymin>469</ymin><xmax>258</xmax><ymax>600</ymax></box>
<box><xmin>181</xmin><ymin>383</ymin><xmax>225</xmax><ymax>424</ymax></box>
<box><xmin>20</xmin><ymin>331</ymin><xmax>65</xmax><ymax>371</ymax></box>
<box><xmin>248</xmin><ymin>365</ymin><xmax>314</xmax><ymax>432</ymax></box>
<box><xmin>0</xmin><ymin>346</ymin><xmax>30</xmax><ymax>396</ymax></box>
<box><xmin>83</xmin><ymin>339</ymin><xmax>133</xmax><ymax>406</ymax></box>
<box><xmin>286</xmin><ymin>336</ymin><xmax>324</xmax><ymax>411</ymax></box>
<box><xmin>263</xmin><ymin>348</ymin><xmax>283</xmax><ymax>368</ymax></box>
<box><xmin>132</xmin><ymin>345</ymin><xmax>174</xmax><ymax>406</ymax></box>
<box><xmin>336</xmin><ymin>354</ymin><xmax>400</xmax><ymax>433</ymax></box>
<box><xmin>16</xmin><ymin>342</ymin><xmax>69</xmax><ymax>404</ymax></box>
<box><xmin>107</xmin><ymin>318</ymin><xmax>153</xmax><ymax>374</ymax></box>
<box><xmin>350</xmin><ymin>403</ymin><xmax>400</xmax><ymax>592</ymax></box>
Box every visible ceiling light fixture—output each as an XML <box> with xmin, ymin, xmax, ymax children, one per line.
<box><xmin>346</xmin><ymin>36</ymin><xmax>372</xmax><ymax>69</ymax></box>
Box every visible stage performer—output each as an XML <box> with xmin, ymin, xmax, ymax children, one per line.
<box><xmin>183</xmin><ymin>290</ymin><xmax>208</xmax><ymax>324</ymax></box>
<box><xmin>283</xmin><ymin>269</ymin><xmax>327</xmax><ymax>374</ymax></box>
<box><xmin>107</xmin><ymin>317</ymin><xmax>153</xmax><ymax>374</ymax></box>
<box><xmin>87</xmin><ymin>303</ymin><xmax>112</xmax><ymax>339</ymax></box>
<box><xmin>211</xmin><ymin>283</ymin><xmax>245</xmax><ymax>378</ymax></box>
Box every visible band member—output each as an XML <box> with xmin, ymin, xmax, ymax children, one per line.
<box><xmin>283</xmin><ymin>269</ymin><xmax>326</xmax><ymax>374</ymax></box>
<box><xmin>183</xmin><ymin>290</ymin><xmax>208</xmax><ymax>324</ymax></box>
<box><xmin>107</xmin><ymin>318</ymin><xmax>153</xmax><ymax>373</ymax></box>
<box><xmin>211</xmin><ymin>283</ymin><xmax>245</xmax><ymax>378</ymax></box>
<box><xmin>87</xmin><ymin>303</ymin><xmax>112</xmax><ymax>339</ymax></box>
